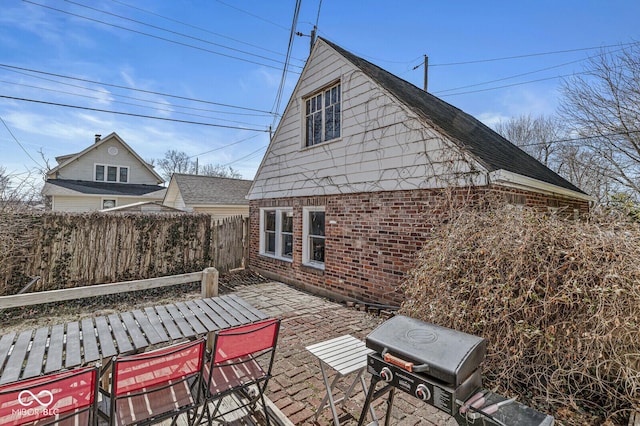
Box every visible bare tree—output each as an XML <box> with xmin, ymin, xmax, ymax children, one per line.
<box><xmin>156</xmin><ymin>150</ymin><xmax>243</xmax><ymax>181</ymax></box>
<box><xmin>495</xmin><ymin>114</ymin><xmax>616</xmax><ymax>204</ymax></box>
<box><xmin>156</xmin><ymin>150</ymin><xmax>195</xmax><ymax>181</ymax></box>
<box><xmin>494</xmin><ymin>114</ymin><xmax>563</xmax><ymax>168</ymax></box>
<box><xmin>0</xmin><ymin>167</ymin><xmax>44</xmax><ymax>211</ymax></box>
<box><xmin>559</xmin><ymin>45</ymin><xmax>640</xmax><ymax>201</ymax></box>
<box><xmin>198</xmin><ymin>164</ymin><xmax>242</xmax><ymax>179</ymax></box>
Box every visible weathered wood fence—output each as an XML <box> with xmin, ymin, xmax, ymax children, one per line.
<box><xmin>0</xmin><ymin>211</ymin><xmax>249</xmax><ymax>296</ymax></box>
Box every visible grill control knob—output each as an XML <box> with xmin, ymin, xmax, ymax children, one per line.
<box><xmin>380</xmin><ymin>367</ymin><xmax>393</xmax><ymax>382</ymax></box>
<box><xmin>416</xmin><ymin>384</ymin><xmax>431</xmax><ymax>401</ymax></box>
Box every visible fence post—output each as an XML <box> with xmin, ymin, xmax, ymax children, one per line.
<box><xmin>201</xmin><ymin>267</ymin><xmax>219</xmax><ymax>298</ymax></box>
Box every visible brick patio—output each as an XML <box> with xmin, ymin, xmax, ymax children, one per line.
<box><xmin>231</xmin><ymin>281</ymin><xmax>458</xmax><ymax>425</ymax></box>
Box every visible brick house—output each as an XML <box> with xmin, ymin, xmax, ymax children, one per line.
<box><xmin>247</xmin><ymin>38</ymin><xmax>591</xmax><ymax>306</ymax></box>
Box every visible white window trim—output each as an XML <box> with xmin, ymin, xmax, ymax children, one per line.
<box><xmin>302</xmin><ymin>81</ymin><xmax>342</xmax><ymax>148</ymax></box>
<box><xmin>259</xmin><ymin>207</ymin><xmax>293</xmax><ymax>262</ymax></box>
<box><xmin>94</xmin><ymin>163</ymin><xmax>130</xmax><ymax>183</ymax></box>
<box><xmin>101</xmin><ymin>198</ymin><xmax>116</xmax><ymax>209</ymax></box>
<box><xmin>302</xmin><ymin>206</ymin><xmax>325</xmax><ymax>270</ymax></box>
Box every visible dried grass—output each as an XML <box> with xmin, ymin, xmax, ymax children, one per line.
<box><xmin>400</xmin><ymin>204</ymin><xmax>640</xmax><ymax>425</ymax></box>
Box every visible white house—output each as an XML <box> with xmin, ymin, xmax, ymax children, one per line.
<box><xmin>246</xmin><ymin>37</ymin><xmax>592</xmax><ymax>306</ymax></box>
<box><xmin>42</xmin><ymin>132</ymin><xmax>166</xmax><ymax>212</ymax></box>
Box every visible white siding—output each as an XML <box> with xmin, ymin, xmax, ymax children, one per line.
<box><xmin>249</xmin><ymin>40</ymin><xmax>487</xmax><ymax>200</ymax></box>
<box><xmin>53</xmin><ymin>139</ymin><xmax>159</xmax><ymax>185</ymax></box>
<box><xmin>51</xmin><ymin>194</ymin><xmax>165</xmax><ymax>212</ymax></box>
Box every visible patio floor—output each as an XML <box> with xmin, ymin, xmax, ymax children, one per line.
<box><xmin>229</xmin><ymin>280</ymin><xmax>458</xmax><ymax>426</ymax></box>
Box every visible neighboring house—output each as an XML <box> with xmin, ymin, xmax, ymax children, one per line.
<box><xmin>100</xmin><ymin>201</ymin><xmax>183</xmax><ymax>213</ymax></box>
<box><xmin>247</xmin><ymin>37</ymin><xmax>592</xmax><ymax>307</ymax></box>
<box><xmin>163</xmin><ymin>173</ymin><xmax>252</xmax><ymax>220</ymax></box>
<box><xmin>42</xmin><ymin>132</ymin><xmax>166</xmax><ymax>212</ymax></box>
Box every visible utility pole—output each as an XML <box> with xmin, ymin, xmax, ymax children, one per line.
<box><xmin>423</xmin><ymin>55</ymin><xmax>429</xmax><ymax>92</ymax></box>
<box><xmin>310</xmin><ymin>25</ymin><xmax>317</xmax><ymax>54</ymax></box>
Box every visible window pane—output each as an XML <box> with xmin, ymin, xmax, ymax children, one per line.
<box><xmin>334</xmin><ymin>103</ymin><xmax>341</xmax><ymax>138</ymax></box>
<box><xmin>265</xmin><ymin>211</ymin><xmax>276</xmax><ymax>231</ymax></box>
<box><xmin>313</xmin><ymin>112</ymin><xmax>322</xmax><ymax>145</ymax></box>
<box><xmin>95</xmin><ymin>165</ymin><xmax>104</xmax><ymax>181</ymax></box>
<box><xmin>309</xmin><ymin>211</ymin><xmax>325</xmax><ymax>236</ymax></box>
<box><xmin>266</xmin><ymin>232</ymin><xmax>275</xmax><ymax>254</ymax></box>
<box><xmin>102</xmin><ymin>199</ymin><xmax>115</xmax><ymax>209</ymax></box>
<box><xmin>306</xmin><ymin>116</ymin><xmax>313</xmax><ymax>146</ymax></box>
<box><xmin>119</xmin><ymin>168</ymin><xmax>128</xmax><ymax>183</ymax></box>
<box><xmin>107</xmin><ymin>166</ymin><xmax>117</xmax><ymax>182</ymax></box>
<box><xmin>310</xmin><ymin>237</ymin><xmax>325</xmax><ymax>262</ymax></box>
<box><xmin>281</xmin><ymin>212</ymin><xmax>293</xmax><ymax>232</ymax></box>
<box><xmin>325</xmin><ymin>106</ymin><xmax>334</xmax><ymax>140</ymax></box>
<box><xmin>282</xmin><ymin>234</ymin><xmax>293</xmax><ymax>258</ymax></box>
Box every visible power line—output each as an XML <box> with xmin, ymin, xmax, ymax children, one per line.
<box><xmin>0</xmin><ymin>63</ymin><xmax>276</xmax><ymax>115</ymax></box>
<box><xmin>427</xmin><ymin>41</ymin><xmax>640</xmax><ymax>67</ymax></box>
<box><xmin>222</xmin><ymin>145</ymin><xmax>267</xmax><ymax>167</ymax></box>
<box><xmin>0</xmin><ymin>95</ymin><xmax>270</xmax><ymax>132</ymax></box>
<box><xmin>435</xmin><ymin>45</ymin><xmax>630</xmax><ymax>95</ymax></box>
<box><xmin>188</xmin><ymin>134</ymin><xmax>261</xmax><ymax>159</ymax></box>
<box><xmin>271</xmin><ymin>0</ymin><xmax>301</xmax><ymax>125</ymax></box>
<box><xmin>62</xmin><ymin>0</ymin><xmax>302</xmax><ymax>69</ymax></box>
<box><xmin>0</xmin><ymin>115</ymin><xmax>44</xmax><ymax>168</ymax></box>
<box><xmin>23</xmin><ymin>0</ymin><xmax>302</xmax><ymax>73</ymax></box>
<box><xmin>0</xmin><ymin>68</ymin><xmax>270</xmax><ymax>118</ymax></box>
<box><xmin>437</xmin><ymin>71</ymin><xmax>589</xmax><ymax>97</ymax></box>
<box><xmin>1</xmin><ymin>79</ymin><xmax>267</xmax><ymax>127</ymax></box>
<box><xmin>215</xmin><ymin>0</ymin><xmax>289</xmax><ymax>31</ymax></box>
<box><xmin>108</xmin><ymin>0</ymin><xmax>301</xmax><ymax>61</ymax></box>
<box><xmin>517</xmin><ymin>129</ymin><xmax>640</xmax><ymax>148</ymax></box>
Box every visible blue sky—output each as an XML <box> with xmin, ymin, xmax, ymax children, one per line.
<box><xmin>1</xmin><ymin>0</ymin><xmax>639</xmax><ymax>185</ymax></box>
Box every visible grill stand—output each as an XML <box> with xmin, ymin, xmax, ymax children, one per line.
<box><xmin>357</xmin><ymin>374</ymin><xmax>395</xmax><ymax>426</ymax></box>
<box><xmin>358</xmin><ymin>352</ymin><xmax>555</xmax><ymax>426</ymax></box>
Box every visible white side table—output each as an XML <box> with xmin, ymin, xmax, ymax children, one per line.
<box><xmin>306</xmin><ymin>335</ymin><xmax>378</xmax><ymax>425</ymax></box>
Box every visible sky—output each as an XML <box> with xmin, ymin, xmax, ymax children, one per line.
<box><xmin>1</xmin><ymin>0</ymin><xmax>640</xmax><ymax>188</ymax></box>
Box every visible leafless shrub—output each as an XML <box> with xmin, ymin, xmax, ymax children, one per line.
<box><xmin>400</xmin><ymin>204</ymin><xmax>640</xmax><ymax>425</ymax></box>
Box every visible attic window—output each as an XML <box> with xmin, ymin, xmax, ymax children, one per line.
<box><xmin>95</xmin><ymin>164</ymin><xmax>129</xmax><ymax>183</ymax></box>
<box><xmin>305</xmin><ymin>82</ymin><xmax>341</xmax><ymax>147</ymax></box>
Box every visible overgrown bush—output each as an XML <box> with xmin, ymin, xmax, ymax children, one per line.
<box><xmin>400</xmin><ymin>205</ymin><xmax>640</xmax><ymax>425</ymax></box>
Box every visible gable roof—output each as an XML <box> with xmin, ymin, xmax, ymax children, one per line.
<box><xmin>43</xmin><ymin>179</ymin><xmax>166</xmax><ymax>197</ymax></box>
<box><xmin>48</xmin><ymin>132</ymin><xmax>163</xmax><ymax>184</ymax></box>
<box><xmin>319</xmin><ymin>38</ymin><xmax>586</xmax><ymax>195</ymax></box>
<box><xmin>168</xmin><ymin>174</ymin><xmax>252</xmax><ymax>205</ymax></box>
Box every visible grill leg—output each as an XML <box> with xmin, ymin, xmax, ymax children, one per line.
<box><xmin>357</xmin><ymin>375</ymin><xmax>379</xmax><ymax>426</ymax></box>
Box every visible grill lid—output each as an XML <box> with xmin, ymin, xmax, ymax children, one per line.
<box><xmin>366</xmin><ymin>315</ymin><xmax>486</xmax><ymax>386</ymax></box>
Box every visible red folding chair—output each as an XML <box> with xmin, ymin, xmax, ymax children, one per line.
<box><xmin>196</xmin><ymin>318</ymin><xmax>280</xmax><ymax>425</ymax></box>
<box><xmin>0</xmin><ymin>365</ymin><xmax>99</xmax><ymax>426</ymax></box>
<box><xmin>99</xmin><ymin>338</ymin><xmax>205</xmax><ymax>426</ymax></box>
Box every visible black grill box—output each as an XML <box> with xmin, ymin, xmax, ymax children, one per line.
<box><xmin>365</xmin><ymin>315</ymin><xmax>486</xmax><ymax>386</ymax></box>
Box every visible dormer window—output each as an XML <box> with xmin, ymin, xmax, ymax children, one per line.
<box><xmin>95</xmin><ymin>164</ymin><xmax>129</xmax><ymax>183</ymax></box>
<box><xmin>305</xmin><ymin>82</ymin><xmax>341</xmax><ymax>147</ymax></box>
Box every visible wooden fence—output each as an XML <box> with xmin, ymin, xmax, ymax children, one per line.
<box><xmin>0</xmin><ymin>212</ymin><xmax>248</xmax><ymax>296</ymax></box>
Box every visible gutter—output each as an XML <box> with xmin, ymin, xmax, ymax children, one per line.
<box><xmin>488</xmin><ymin>169</ymin><xmax>594</xmax><ymax>202</ymax></box>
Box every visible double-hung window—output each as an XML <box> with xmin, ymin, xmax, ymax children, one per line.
<box><xmin>95</xmin><ymin>164</ymin><xmax>129</xmax><ymax>183</ymax></box>
<box><xmin>303</xmin><ymin>207</ymin><xmax>325</xmax><ymax>268</ymax></box>
<box><xmin>260</xmin><ymin>208</ymin><xmax>293</xmax><ymax>260</ymax></box>
<box><xmin>305</xmin><ymin>82</ymin><xmax>341</xmax><ymax>147</ymax></box>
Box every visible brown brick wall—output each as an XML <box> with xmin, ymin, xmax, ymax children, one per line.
<box><xmin>249</xmin><ymin>186</ymin><xmax>589</xmax><ymax>306</ymax></box>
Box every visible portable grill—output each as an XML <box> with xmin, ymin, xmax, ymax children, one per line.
<box><xmin>357</xmin><ymin>315</ymin><xmax>555</xmax><ymax>426</ymax></box>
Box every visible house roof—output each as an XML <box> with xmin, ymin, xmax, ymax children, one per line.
<box><xmin>320</xmin><ymin>38</ymin><xmax>586</xmax><ymax>195</ymax></box>
<box><xmin>168</xmin><ymin>174</ymin><xmax>252</xmax><ymax>205</ymax></box>
<box><xmin>48</xmin><ymin>132</ymin><xmax>164</xmax><ymax>184</ymax></box>
<box><xmin>44</xmin><ymin>179</ymin><xmax>166</xmax><ymax>196</ymax></box>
